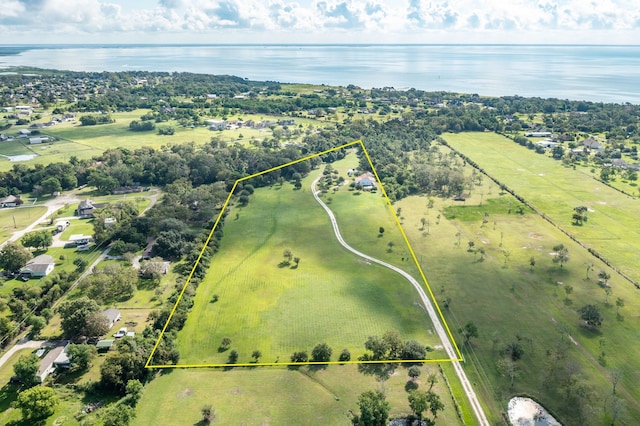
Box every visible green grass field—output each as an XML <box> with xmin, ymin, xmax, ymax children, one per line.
<box><xmin>136</xmin><ymin>363</ymin><xmax>461</xmax><ymax>425</ymax></box>
<box><xmin>396</xmin><ymin>179</ymin><xmax>640</xmax><ymax>423</ymax></box>
<box><xmin>172</xmin><ymin>152</ymin><xmax>443</xmax><ymax>366</ymax></box>
<box><xmin>0</xmin><ymin>206</ymin><xmax>47</xmax><ymax>244</ymax></box>
<box><xmin>444</xmin><ymin>132</ymin><xmax>640</xmax><ymax>285</ymax></box>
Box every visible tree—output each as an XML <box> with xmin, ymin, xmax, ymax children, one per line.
<box><xmin>426</xmin><ymin>371</ymin><xmax>438</xmax><ymax>391</ymax></box>
<box><xmin>339</xmin><ymin>348</ymin><xmax>351</xmax><ymax>362</ymax></box>
<box><xmin>100</xmin><ymin>403</ymin><xmax>136</xmax><ymax>426</ymax></box>
<box><xmin>378</xmin><ymin>227</ymin><xmax>384</xmax><ymax>236</ymax></box>
<box><xmin>27</xmin><ymin>315</ymin><xmax>46</xmax><ymax>337</ymax></box>
<box><xmin>615</xmin><ymin>297</ymin><xmax>625</xmax><ymax>316</ymax></box>
<box><xmin>352</xmin><ymin>390</ymin><xmax>390</xmax><ymax>426</ymax></box>
<box><xmin>552</xmin><ymin>244</ymin><xmax>569</xmax><ymax>268</ymax></box>
<box><xmin>58</xmin><ymin>297</ymin><xmax>109</xmax><ymax>339</ymax></box>
<box><xmin>13</xmin><ymin>353</ymin><xmax>39</xmax><ymax>386</ymax></box>
<box><xmin>382</xmin><ymin>330</ymin><xmax>403</xmax><ymax>359</ymax></box>
<box><xmin>408</xmin><ymin>390</ymin><xmax>428</xmax><ymax>419</ymax></box>
<box><xmin>529</xmin><ymin>256</ymin><xmax>536</xmax><ymax>271</ymax></box>
<box><xmin>41</xmin><ymin>176</ymin><xmax>62</xmax><ymax>195</ymax></box>
<box><xmin>401</xmin><ymin>340</ymin><xmax>426</xmax><ymax>360</ymax></box>
<box><xmin>290</xmin><ymin>351</ymin><xmax>308</xmax><ymax>363</ymax></box>
<box><xmin>311</xmin><ymin>342</ymin><xmax>332</xmax><ymax>362</ymax></box>
<box><xmin>572</xmin><ymin>206</ymin><xmax>588</xmax><ymax>225</ymax></box>
<box><xmin>408</xmin><ymin>365</ymin><xmax>421</xmax><ymax>382</ymax></box>
<box><xmin>459</xmin><ymin>321</ymin><xmax>479</xmax><ymax>345</ymax></box>
<box><xmin>0</xmin><ymin>242</ymin><xmax>32</xmax><ymax>272</ymax></box>
<box><xmin>497</xmin><ymin>358</ymin><xmax>519</xmax><ymax>388</ymax></box>
<box><xmin>578</xmin><ymin>304</ymin><xmax>603</xmax><ymax>328</ymax></box>
<box><xmin>293</xmin><ymin>257</ymin><xmax>300</xmax><ymax>267</ymax></box>
<box><xmin>220</xmin><ymin>337</ymin><xmax>231</xmax><ymax>350</ymax></box>
<box><xmin>67</xmin><ymin>344</ymin><xmax>97</xmax><ymax>371</ymax></box>
<box><xmin>125</xmin><ymin>379</ymin><xmax>144</xmax><ymax>406</ymax></box>
<box><xmin>387</xmin><ymin>241</ymin><xmax>394</xmax><ymax>252</ymax></box>
<box><xmin>228</xmin><ymin>350</ymin><xmax>239</xmax><ymax>364</ymax></box>
<box><xmin>426</xmin><ymin>391</ymin><xmax>445</xmax><ymax>419</ymax></box>
<box><xmin>16</xmin><ymin>386</ymin><xmax>58</xmax><ymax>420</ymax></box>
<box><xmin>364</xmin><ymin>335</ymin><xmax>388</xmax><ymax>360</ymax></box>
<box><xmin>21</xmin><ymin>230</ymin><xmax>53</xmax><ymax>250</ymax></box>
<box><xmin>251</xmin><ymin>350</ymin><xmax>262</xmax><ymax>363</ymax></box>
<box><xmin>283</xmin><ymin>248</ymin><xmax>293</xmax><ymax>263</ymax></box>
<box><xmin>564</xmin><ymin>285</ymin><xmax>574</xmax><ymax>303</ymax></box>
<box><xmin>201</xmin><ymin>404</ymin><xmax>215</xmax><ymax>424</ymax></box>
<box><xmin>598</xmin><ymin>269</ymin><xmax>611</xmax><ymax>287</ymax></box>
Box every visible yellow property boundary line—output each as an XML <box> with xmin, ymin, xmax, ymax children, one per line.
<box><xmin>146</xmin><ymin>139</ymin><xmax>463</xmax><ymax>368</ymax></box>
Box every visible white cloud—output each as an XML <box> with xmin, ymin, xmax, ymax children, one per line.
<box><xmin>0</xmin><ymin>0</ymin><xmax>639</xmax><ymax>43</ymax></box>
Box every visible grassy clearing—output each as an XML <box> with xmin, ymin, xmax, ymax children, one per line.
<box><xmin>443</xmin><ymin>132</ymin><xmax>640</xmax><ymax>285</ymax></box>
<box><xmin>0</xmin><ymin>206</ymin><xmax>47</xmax><ymax>244</ymax></box>
<box><xmin>173</xmin><ymin>152</ymin><xmax>441</xmax><ymax>365</ymax></box>
<box><xmin>397</xmin><ymin>183</ymin><xmax>640</xmax><ymax>423</ymax></box>
<box><xmin>136</xmin><ymin>363</ymin><xmax>460</xmax><ymax>425</ymax></box>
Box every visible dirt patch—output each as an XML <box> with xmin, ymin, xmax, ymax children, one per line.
<box><xmin>177</xmin><ymin>387</ymin><xmax>193</xmax><ymax>398</ymax></box>
<box><xmin>231</xmin><ymin>387</ymin><xmax>242</xmax><ymax>395</ymax></box>
<box><xmin>528</xmin><ymin>232</ymin><xmax>544</xmax><ymax>239</ymax></box>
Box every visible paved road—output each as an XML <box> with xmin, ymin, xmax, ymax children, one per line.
<box><xmin>0</xmin><ymin>193</ymin><xmax>80</xmax><ymax>249</ymax></box>
<box><xmin>0</xmin><ymin>338</ymin><xmax>44</xmax><ymax>369</ymax></box>
<box><xmin>311</xmin><ymin>177</ymin><xmax>490</xmax><ymax>426</ymax></box>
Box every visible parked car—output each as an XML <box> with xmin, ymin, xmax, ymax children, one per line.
<box><xmin>113</xmin><ymin>327</ymin><xmax>127</xmax><ymax>338</ymax></box>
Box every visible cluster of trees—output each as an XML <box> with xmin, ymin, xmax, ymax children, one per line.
<box><xmin>359</xmin><ymin>330</ymin><xmax>428</xmax><ymax>361</ymax></box>
<box><xmin>79</xmin><ymin>114</ymin><xmax>113</xmax><ymax>126</ymax></box>
<box><xmin>129</xmin><ymin>120</ymin><xmax>155</xmax><ymax>131</ymax></box>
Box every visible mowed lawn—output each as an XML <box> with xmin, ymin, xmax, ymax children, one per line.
<box><xmin>397</xmin><ymin>189</ymin><xmax>640</xmax><ymax>424</ymax></box>
<box><xmin>443</xmin><ymin>132</ymin><xmax>640</xmax><ymax>284</ymax></box>
<box><xmin>136</xmin><ymin>364</ymin><xmax>462</xmax><ymax>425</ymax></box>
<box><xmin>173</xmin><ymin>162</ymin><xmax>441</xmax><ymax>365</ymax></box>
<box><xmin>0</xmin><ymin>205</ymin><xmax>47</xmax><ymax>244</ymax></box>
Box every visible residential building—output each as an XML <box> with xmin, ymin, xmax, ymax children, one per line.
<box><xmin>20</xmin><ymin>254</ymin><xmax>55</xmax><ymax>278</ymax></box>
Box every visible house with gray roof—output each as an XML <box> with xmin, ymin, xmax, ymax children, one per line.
<box><xmin>20</xmin><ymin>254</ymin><xmax>55</xmax><ymax>278</ymax></box>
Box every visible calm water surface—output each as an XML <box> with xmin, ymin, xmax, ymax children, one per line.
<box><xmin>1</xmin><ymin>44</ymin><xmax>639</xmax><ymax>103</ymax></box>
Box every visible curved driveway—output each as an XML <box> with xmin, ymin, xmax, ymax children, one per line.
<box><xmin>312</xmin><ymin>177</ymin><xmax>489</xmax><ymax>426</ymax></box>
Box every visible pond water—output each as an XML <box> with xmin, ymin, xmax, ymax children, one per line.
<box><xmin>0</xmin><ymin>154</ymin><xmax>38</xmax><ymax>161</ymax></box>
<box><xmin>508</xmin><ymin>397</ymin><xmax>561</xmax><ymax>426</ymax></box>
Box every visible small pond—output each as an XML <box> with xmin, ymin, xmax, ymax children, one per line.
<box><xmin>508</xmin><ymin>397</ymin><xmax>561</xmax><ymax>426</ymax></box>
<box><xmin>0</xmin><ymin>154</ymin><xmax>38</xmax><ymax>162</ymax></box>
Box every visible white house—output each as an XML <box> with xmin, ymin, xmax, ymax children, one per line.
<box><xmin>29</xmin><ymin>136</ymin><xmax>50</xmax><ymax>144</ymax></box>
<box><xmin>525</xmin><ymin>131</ymin><xmax>552</xmax><ymax>137</ymax></box>
<box><xmin>37</xmin><ymin>341</ymin><xmax>70</xmax><ymax>382</ymax></box>
<box><xmin>102</xmin><ymin>308</ymin><xmax>121</xmax><ymax>330</ymax></box>
<box><xmin>20</xmin><ymin>254</ymin><xmax>55</xmax><ymax>277</ymax></box>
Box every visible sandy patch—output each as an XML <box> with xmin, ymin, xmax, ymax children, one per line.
<box><xmin>177</xmin><ymin>388</ymin><xmax>193</xmax><ymax>398</ymax></box>
<box><xmin>508</xmin><ymin>397</ymin><xmax>561</xmax><ymax>426</ymax></box>
<box><xmin>528</xmin><ymin>232</ymin><xmax>544</xmax><ymax>239</ymax></box>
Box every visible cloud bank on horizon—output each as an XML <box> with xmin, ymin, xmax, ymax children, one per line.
<box><xmin>1</xmin><ymin>0</ymin><xmax>639</xmax><ymax>44</ymax></box>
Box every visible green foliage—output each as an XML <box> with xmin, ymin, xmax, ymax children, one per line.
<box><xmin>100</xmin><ymin>337</ymin><xmax>154</xmax><ymax>394</ymax></box>
<box><xmin>459</xmin><ymin>321</ymin><xmax>479</xmax><ymax>344</ymax></box>
<box><xmin>80</xmin><ymin>263</ymin><xmax>138</xmax><ymax>303</ymax></box>
<box><xmin>13</xmin><ymin>353</ymin><xmax>40</xmax><ymax>387</ymax></box>
<box><xmin>27</xmin><ymin>315</ymin><xmax>46</xmax><ymax>337</ymax></box>
<box><xmin>352</xmin><ymin>390</ymin><xmax>390</xmax><ymax>426</ymax></box>
<box><xmin>67</xmin><ymin>343</ymin><xmax>97</xmax><ymax>371</ymax></box>
<box><xmin>129</xmin><ymin>120</ymin><xmax>155</xmax><ymax>131</ymax></box>
<box><xmin>16</xmin><ymin>386</ymin><xmax>58</xmax><ymax>420</ymax></box>
<box><xmin>0</xmin><ymin>242</ymin><xmax>32</xmax><ymax>271</ymax></box>
<box><xmin>58</xmin><ymin>296</ymin><xmax>109</xmax><ymax>338</ymax></box>
<box><xmin>80</xmin><ymin>114</ymin><xmax>113</xmax><ymax>125</ymax></box>
<box><xmin>228</xmin><ymin>350</ymin><xmax>239</xmax><ymax>364</ymax></box>
<box><xmin>290</xmin><ymin>351</ymin><xmax>308</xmax><ymax>363</ymax></box>
<box><xmin>21</xmin><ymin>229</ymin><xmax>53</xmax><ymax>250</ymax></box>
<box><xmin>578</xmin><ymin>304</ymin><xmax>603</xmax><ymax>327</ymax></box>
<box><xmin>338</xmin><ymin>348</ymin><xmax>351</xmax><ymax>362</ymax></box>
<box><xmin>100</xmin><ymin>403</ymin><xmax>136</xmax><ymax>426</ymax></box>
<box><xmin>311</xmin><ymin>342</ymin><xmax>332</xmax><ymax>362</ymax></box>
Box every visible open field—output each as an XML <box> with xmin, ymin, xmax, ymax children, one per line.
<box><xmin>397</xmin><ymin>180</ymin><xmax>640</xmax><ymax>424</ymax></box>
<box><xmin>172</xmin><ymin>152</ymin><xmax>443</xmax><ymax>366</ymax></box>
<box><xmin>136</xmin><ymin>364</ymin><xmax>461</xmax><ymax>425</ymax></box>
<box><xmin>0</xmin><ymin>205</ymin><xmax>47</xmax><ymax>244</ymax></box>
<box><xmin>444</xmin><ymin>132</ymin><xmax>640</xmax><ymax>286</ymax></box>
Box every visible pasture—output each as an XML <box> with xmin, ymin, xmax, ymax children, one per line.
<box><xmin>0</xmin><ymin>205</ymin><xmax>47</xmax><ymax>244</ymax></box>
<box><xmin>172</xmin><ymin>152</ymin><xmax>443</xmax><ymax>366</ymax></box>
<box><xmin>136</xmin><ymin>363</ymin><xmax>461</xmax><ymax>425</ymax></box>
<box><xmin>443</xmin><ymin>132</ymin><xmax>640</xmax><ymax>285</ymax></box>
<box><xmin>396</xmin><ymin>175</ymin><xmax>640</xmax><ymax>424</ymax></box>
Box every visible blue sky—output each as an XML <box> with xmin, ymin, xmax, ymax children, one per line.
<box><xmin>1</xmin><ymin>0</ymin><xmax>639</xmax><ymax>44</ymax></box>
